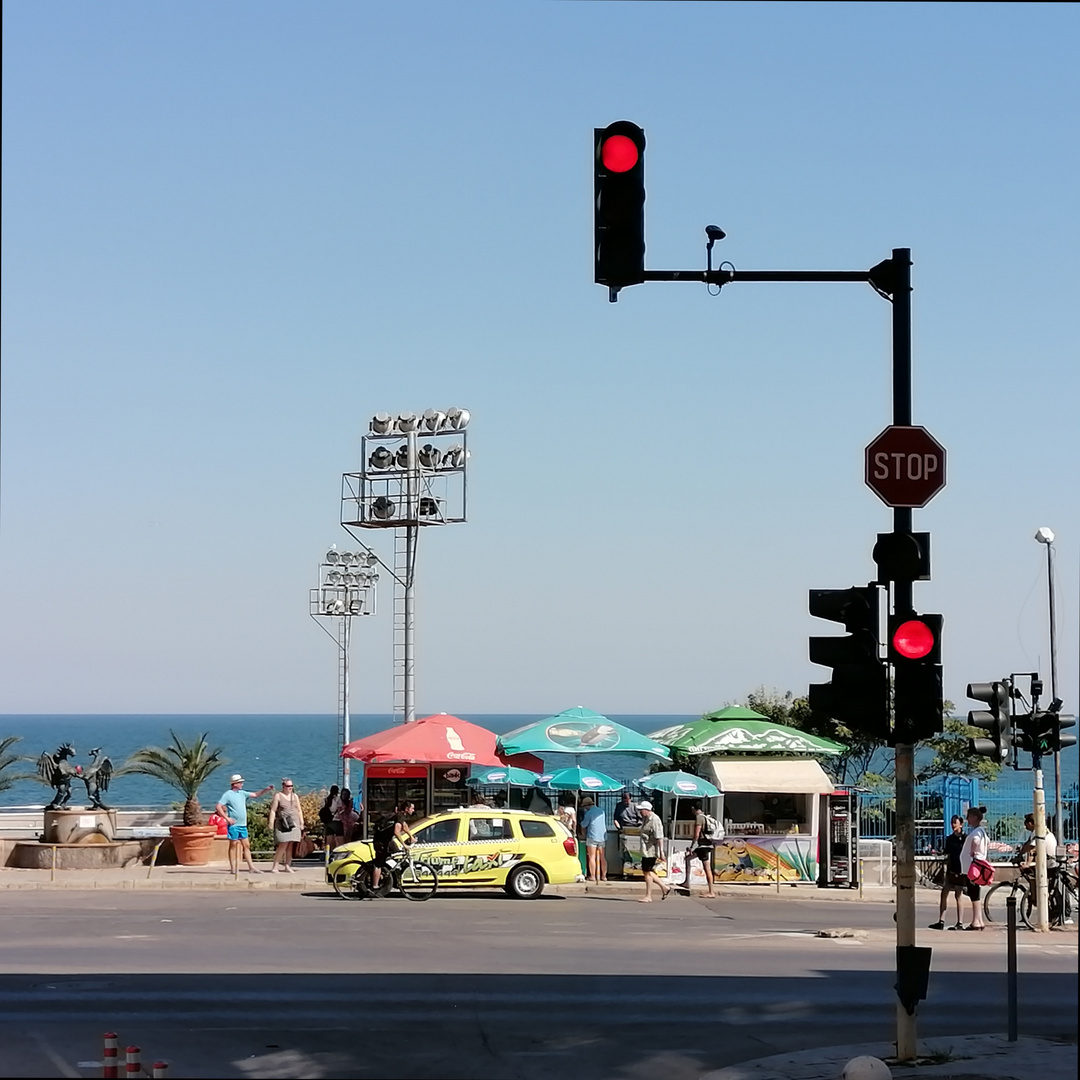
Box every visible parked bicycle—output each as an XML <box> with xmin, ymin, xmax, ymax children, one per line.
<box><xmin>983</xmin><ymin>851</ymin><xmax>1077</xmax><ymax>929</ymax></box>
<box><xmin>330</xmin><ymin>845</ymin><xmax>438</xmax><ymax>902</ymax></box>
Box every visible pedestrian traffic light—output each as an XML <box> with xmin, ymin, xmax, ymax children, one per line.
<box><xmin>889</xmin><ymin>612</ymin><xmax>943</xmax><ymax>743</ymax></box>
<box><xmin>594</xmin><ymin>121</ymin><xmax>646</xmax><ymax>299</ymax></box>
<box><xmin>808</xmin><ymin>584</ymin><xmax>889</xmax><ymax>739</ymax></box>
<box><xmin>967</xmin><ymin>681</ymin><xmax>1011</xmax><ymax>763</ymax></box>
<box><xmin>1018</xmin><ymin>701</ymin><xmax>1077</xmax><ymax>755</ymax></box>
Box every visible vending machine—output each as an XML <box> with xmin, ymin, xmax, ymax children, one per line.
<box><xmin>818</xmin><ymin>790</ymin><xmax>858</xmax><ymax>888</ymax></box>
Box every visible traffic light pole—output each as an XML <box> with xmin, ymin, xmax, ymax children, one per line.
<box><xmin>1032</xmin><ymin>750</ymin><xmax>1051</xmax><ymax>931</ymax></box>
<box><xmin>886</xmin><ymin>249</ymin><xmax>919</xmax><ymax>1062</ymax></box>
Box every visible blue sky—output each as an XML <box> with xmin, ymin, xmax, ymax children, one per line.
<box><xmin>2</xmin><ymin>2</ymin><xmax>1077</xmax><ymax>716</ymax></box>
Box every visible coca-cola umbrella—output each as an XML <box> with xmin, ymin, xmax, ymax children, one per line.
<box><xmin>342</xmin><ymin>714</ymin><xmax>542</xmax><ymax>772</ymax></box>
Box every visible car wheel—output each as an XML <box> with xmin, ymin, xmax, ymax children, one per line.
<box><xmin>506</xmin><ymin>864</ymin><xmax>545</xmax><ymax>899</ymax></box>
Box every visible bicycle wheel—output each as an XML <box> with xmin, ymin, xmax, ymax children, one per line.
<box><xmin>983</xmin><ymin>881</ymin><xmax>1027</xmax><ymax>925</ymax></box>
<box><xmin>331</xmin><ymin>859</ymin><xmax>367</xmax><ymax>900</ymax></box>
<box><xmin>397</xmin><ymin>859</ymin><xmax>438</xmax><ymax>901</ymax></box>
<box><xmin>354</xmin><ymin>862</ymin><xmax>395</xmax><ymax>899</ymax></box>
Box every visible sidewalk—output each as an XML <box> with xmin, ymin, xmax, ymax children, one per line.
<box><xmin>0</xmin><ymin>863</ymin><xmax>900</xmax><ymax>897</ymax></box>
<box><xmin>704</xmin><ymin>1033</ymin><xmax>1078</xmax><ymax>1080</ymax></box>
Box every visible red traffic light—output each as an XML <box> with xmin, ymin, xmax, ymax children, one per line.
<box><xmin>601</xmin><ymin>135</ymin><xmax>639</xmax><ymax>172</ymax></box>
<box><xmin>892</xmin><ymin>619</ymin><xmax>936</xmax><ymax>660</ymax></box>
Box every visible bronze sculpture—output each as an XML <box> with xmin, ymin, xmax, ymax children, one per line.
<box><xmin>37</xmin><ymin>744</ymin><xmax>80</xmax><ymax>810</ymax></box>
<box><xmin>81</xmin><ymin>747</ymin><xmax>114</xmax><ymax>810</ymax></box>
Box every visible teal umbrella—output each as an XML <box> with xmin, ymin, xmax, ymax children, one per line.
<box><xmin>636</xmin><ymin>771</ymin><xmax>721</xmax><ymax>864</ymax></box>
<box><xmin>465</xmin><ymin>765</ymin><xmax>540</xmax><ymax>787</ymax></box>
<box><xmin>539</xmin><ymin>765</ymin><xmax>623</xmax><ymax>793</ymax></box>
<box><xmin>636</xmin><ymin>771</ymin><xmax>720</xmax><ymax>798</ymax></box>
<box><xmin>498</xmin><ymin>707</ymin><xmax>671</xmax><ymax>759</ymax></box>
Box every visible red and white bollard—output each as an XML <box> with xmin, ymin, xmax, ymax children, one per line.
<box><xmin>102</xmin><ymin>1033</ymin><xmax>119</xmax><ymax>1078</ymax></box>
<box><xmin>125</xmin><ymin>1046</ymin><xmax>140</xmax><ymax>1078</ymax></box>
<box><xmin>152</xmin><ymin>1063</ymin><xmax>169</xmax><ymax>1079</ymax></box>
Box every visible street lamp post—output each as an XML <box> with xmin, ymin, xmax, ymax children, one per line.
<box><xmin>310</xmin><ymin>547</ymin><xmax>379</xmax><ymax>789</ymax></box>
<box><xmin>1034</xmin><ymin>527</ymin><xmax>1062</xmax><ymax>847</ymax></box>
<box><xmin>340</xmin><ymin>408</ymin><xmax>470</xmax><ymax>723</ymax></box>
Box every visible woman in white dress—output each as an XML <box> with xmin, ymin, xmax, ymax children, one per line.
<box><xmin>269</xmin><ymin>778</ymin><xmax>304</xmax><ymax>873</ymax></box>
<box><xmin>959</xmin><ymin>805</ymin><xmax>989</xmax><ymax>930</ymax></box>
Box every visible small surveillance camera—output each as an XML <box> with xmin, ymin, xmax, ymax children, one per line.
<box><xmin>705</xmin><ymin>225</ymin><xmax>726</xmax><ymax>242</ymax></box>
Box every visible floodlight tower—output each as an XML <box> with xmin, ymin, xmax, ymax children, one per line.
<box><xmin>310</xmin><ymin>546</ymin><xmax>379</xmax><ymax>789</ymax></box>
<box><xmin>341</xmin><ymin>408</ymin><xmax>470</xmax><ymax>723</ymax></box>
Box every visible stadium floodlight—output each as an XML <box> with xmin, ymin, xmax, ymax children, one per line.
<box><xmin>423</xmin><ymin>409</ymin><xmax>446</xmax><ymax>432</ymax></box>
<box><xmin>371</xmin><ymin>412</ymin><xmax>393</xmax><ymax>435</ymax></box>
<box><xmin>325</xmin><ymin>548</ymin><xmax>341</xmax><ymax>564</ymax></box>
<box><xmin>446</xmin><ymin>407</ymin><xmax>470</xmax><ymax>430</ymax></box>
<box><xmin>372</xmin><ymin>496</ymin><xmax>396</xmax><ymax>520</ymax></box>
<box><xmin>418</xmin><ymin>444</ymin><xmax>441</xmax><ymax>468</ymax></box>
<box><xmin>369</xmin><ymin>446</ymin><xmax>395</xmax><ymax>470</ymax></box>
<box><xmin>396</xmin><ymin>412</ymin><xmax>419</xmax><ymax>433</ymax></box>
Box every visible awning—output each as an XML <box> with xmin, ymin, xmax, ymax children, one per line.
<box><xmin>707</xmin><ymin>758</ymin><xmax>835</xmax><ymax>794</ymax></box>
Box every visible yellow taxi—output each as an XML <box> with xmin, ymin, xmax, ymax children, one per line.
<box><xmin>327</xmin><ymin>807</ymin><xmax>583</xmax><ymax>899</ymax></box>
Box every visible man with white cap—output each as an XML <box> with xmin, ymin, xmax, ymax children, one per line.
<box><xmin>636</xmin><ymin>800</ymin><xmax>670</xmax><ymax>902</ymax></box>
<box><xmin>216</xmin><ymin>773</ymin><xmax>274</xmax><ymax>873</ymax></box>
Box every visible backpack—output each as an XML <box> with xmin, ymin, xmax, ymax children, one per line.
<box><xmin>374</xmin><ymin>817</ymin><xmax>398</xmax><ymax>846</ymax></box>
<box><xmin>701</xmin><ymin>813</ymin><xmax>723</xmax><ymax>841</ymax></box>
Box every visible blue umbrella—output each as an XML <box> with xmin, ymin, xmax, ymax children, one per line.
<box><xmin>466</xmin><ymin>765</ymin><xmax>541</xmax><ymax>787</ymax></box>
<box><xmin>540</xmin><ymin>765</ymin><xmax>623</xmax><ymax>793</ymax></box>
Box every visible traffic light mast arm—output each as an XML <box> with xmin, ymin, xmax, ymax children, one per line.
<box><xmin>642</xmin><ymin>268</ymin><xmax>874</xmax><ymax>285</ymax></box>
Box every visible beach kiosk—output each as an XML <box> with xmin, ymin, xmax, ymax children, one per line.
<box><xmin>342</xmin><ymin>714</ymin><xmax>541</xmax><ymax>836</ymax></box>
<box><xmin>647</xmin><ymin>708</ymin><xmax>845</xmax><ymax>885</ymax></box>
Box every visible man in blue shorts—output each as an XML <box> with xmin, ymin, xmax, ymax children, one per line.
<box><xmin>216</xmin><ymin>773</ymin><xmax>274</xmax><ymax>873</ymax></box>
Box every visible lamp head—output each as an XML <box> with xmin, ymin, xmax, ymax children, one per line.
<box><xmin>1035</xmin><ymin>527</ymin><xmax>1055</xmax><ymax>545</ymax></box>
<box><xmin>705</xmin><ymin>225</ymin><xmax>726</xmax><ymax>243</ymax></box>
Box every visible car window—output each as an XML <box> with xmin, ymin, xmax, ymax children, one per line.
<box><xmin>519</xmin><ymin>819</ymin><xmax>555</xmax><ymax>838</ymax></box>
<box><xmin>412</xmin><ymin>818</ymin><xmax>460</xmax><ymax>845</ymax></box>
<box><xmin>467</xmin><ymin>817</ymin><xmax>513</xmax><ymax>841</ymax></box>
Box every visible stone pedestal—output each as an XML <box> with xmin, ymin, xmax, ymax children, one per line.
<box><xmin>43</xmin><ymin>808</ymin><xmax>118</xmax><ymax>845</ymax></box>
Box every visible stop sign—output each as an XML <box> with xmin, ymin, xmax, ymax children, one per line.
<box><xmin>864</xmin><ymin>425</ymin><xmax>946</xmax><ymax>508</ymax></box>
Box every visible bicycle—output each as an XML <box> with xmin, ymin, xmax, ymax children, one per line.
<box><xmin>331</xmin><ymin>845</ymin><xmax>438</xmax><ymax>902</ymax></box>
<box><xmin>984</xmin><ymin>854</ymin><xmax>1078</xmax><ymax>929</ymax></box>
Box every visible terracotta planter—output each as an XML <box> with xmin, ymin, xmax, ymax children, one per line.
<box><xmin>169</xmin><ymin>824</ymin><xmax>218</xmax><ymax>866</ymax></box>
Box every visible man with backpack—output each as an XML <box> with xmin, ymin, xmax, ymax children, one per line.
<box><xmin>370</xmin><ymin>801</ymin><xmax>415</xmax><ymax>896</ymax></box>
<box><xmin>685</xmin><ymin>802</ymin><xmax>720</xmax><ymax>898</ymax></box>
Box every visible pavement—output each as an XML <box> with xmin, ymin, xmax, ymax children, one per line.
<box><xmin>0</xmin><ymin>882</ymin><xmax>1074</xmax><ymax>1078</ymax></box>
<box><xmin>705</xmin><ymin>1034</ymin><xmax>1078</xmax><ymax>1080</ymax></box>
<box><xmin>0</xmin><ymin>861</ymin><xmax>898</xmax><ymax>897</ymax></box>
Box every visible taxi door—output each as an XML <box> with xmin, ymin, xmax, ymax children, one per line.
<box><xmin>408</xmin><ymin>816</ymin><xmax>465</xmax><ymax>882</ymax></box>
<box><xmin>458</xmin><ymin>815</ymin><xmax>519</xmax><ymax>885</ymax></box>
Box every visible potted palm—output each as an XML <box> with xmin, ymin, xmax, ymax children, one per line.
<box><xmin>125</xmin><ymin>732</ymin><xmax>227</xmax><ymax>865</ymax></box>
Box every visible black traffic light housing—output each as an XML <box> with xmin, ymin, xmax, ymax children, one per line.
<box><xmin>872</xmin><ymin>532</ymin><xmax>931</xmax><ymax>583</ymax></box>
<box><xmin>594</xmin><ymin>121</ymin><xmax>646</xmax><ymax>300</ymax></box>
<box><xmin>809</xmin><ymin>584</ymin><xmax>889</xmax><ymax>740</ymax></box>
<box><xmin>889</xmin><ymin>612</ymin><xmax>944</xmax><ymax>743</ymax></box>
<box><xmin>968</xmin><ymin>681</ymin><xmax>1011</xmax><ymax>763</ymax></box>
<box><xmin>1018</xmin><ymin>699</ymin><xmax>1077</xmax><ymax>755</ymax></box>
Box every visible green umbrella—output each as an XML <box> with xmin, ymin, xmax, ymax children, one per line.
<box><xmin>465</xmin><ymin>766</ymin><xmax>540</xmax><ymax>787</ymax></box>
<box><xmin>647</xmin><ymin>717</ymin><xmax>846</xmax><ymax>756</ymax></box>
<box><xmin>498</xmin><ymin>707</ymin><xmax>671</xmax><ymax>759</ymax></box>
<box><xmin>539</xmin><ymin>765</ymin><xmax>623</xmax><ymax>793</ymax></box>
<box><xmin>636</xmin><ymin>771</ymin><xmax>720</xmax><ymax>798</ymax></box>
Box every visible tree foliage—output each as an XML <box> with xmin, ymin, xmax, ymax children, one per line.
<box><xmin>917</xmin><ymin>715</ymin><xmax>1002</xmax><ymax>783</ymax></box>
<box><xmin>0</xmin><ymin>735</ymin><xmax>34</xmax><ymax>793</ymax></box>
<box><xmin>124</xmin><ymin>731</ymin><xmax>228</xmax><ymax>826</ymax></box>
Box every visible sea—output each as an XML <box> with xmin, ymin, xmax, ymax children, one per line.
<box><xmin>2</xmin><ymin>714</ymin><xmax>1076</xmax><ymax>810</ymax></box>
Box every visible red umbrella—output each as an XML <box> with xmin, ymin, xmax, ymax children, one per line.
<box><xmin>342</xmin><ymin>713</ymin><xmax>542</xmax><ymax>772</ymax></box>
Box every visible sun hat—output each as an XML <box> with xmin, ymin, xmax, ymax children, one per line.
<box><xmin>580</xmin><ymin>796</ymin><xmax>594</xmax><ymax>806</ymax></box>
<box><xmin>637</xmin><ymin>800</ymin><xmax>652</xmax><ymax>811</ymax></box>
<box><xmin>229</xmin><ymin>773</ymin><xmax>245</xmax><ymax>784</ymax></box>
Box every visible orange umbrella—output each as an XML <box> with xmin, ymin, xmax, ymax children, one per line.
<box><xmin>342</xmin><ymin>713</ymin><xmax>542</xmax><ymax>772</ymax></box>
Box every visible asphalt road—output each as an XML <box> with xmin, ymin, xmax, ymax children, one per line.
<box><xmin>1</xmin><ymin>888</ymin><xmax>1075</xmax><ymax>1078</ymax></box>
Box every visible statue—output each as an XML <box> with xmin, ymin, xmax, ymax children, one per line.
<box><xmin>37</xmin><ymin>744</ymin><xmax>80</xmax><ymax>810</ymax></box>
<box><xmin>81</xmin><ymin>747</ymin><xmax>114</xmax><ymax>810</ymax></box>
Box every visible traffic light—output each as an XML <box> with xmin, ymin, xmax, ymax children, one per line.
<box><xmin>872</xmin><ymin>532</ymin><xmax>930</xmax><ymax>583</ymax></box>
<box><xmin>1018</xmin><ymin>702</ymin><xmax>1077</xmax><ymax>755</ymax></box>
<box><xmin>594</xmin><ymin>121</ymin><xmax>646</xmax><ymax>298</ymax></box>
<box><xmin>809</xmin><ymin>585</ymin><xmax>889</xmax><ymax>739</ymax></box>
<box><xmin>967</xmin><ymin>681</ymin><xmax>1011</xmax><ymax>763</ymax></box>
<box><xmin>889</xmin><ymin>612</ymin><xmax>943</xmax><ymax>743</ymax></box>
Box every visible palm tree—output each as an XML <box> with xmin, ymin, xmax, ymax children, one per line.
<box><xmin>0</xmin><ymin>735</ymin><xmax>32</xmax><ymax>793</ymax></box>
<box><xmin>124</xmin><ymin>732</ymin><xmax>228</xmax><ymax>825</ymax></box>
